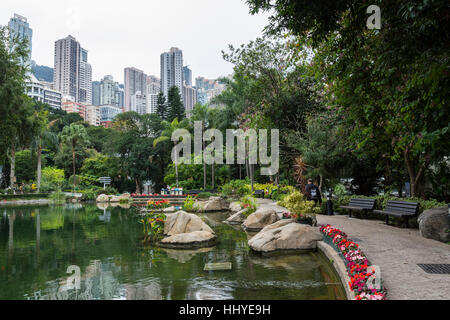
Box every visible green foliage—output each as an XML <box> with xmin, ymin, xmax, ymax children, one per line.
<box><xmin>278</xmin><ymin>190</ymin><xmax>321</xmax><ymax>215</ymax></box>
<box><xmin>333</xmin><ymin>184</ymin><xmax>347</xmax><ymax>198</ymax></box>
<box><xmin>270</xmin><ymin>185</ymin><xmax>296</xmax><ymax>201</ymax></box>
<box><xmin>240</xmin><ymin>195</ymin><xmax>258</xmax><ymax>217</ymax></box>
<box><xmin>182</xmin><ymin>195</ymin><xmax>195</xmax><ymax>212</ymax></box>
<box><xmin>15</xmin><ymin>149</ymin><xmax>37</xmax><ymax>183</ymax></box>
<box><xmin>167</xmin><ymin>86</ymin><xmax>185</xmax><ymax>122</ymax></box>
<box><xmin>140</xmin><ymin>212</ymin><xmax>166</xmax><ymax>244</ymax></box>
<box><xmin>220</xmin><ymin>179</ymin><xmax>252</xmax><ymax>198</ymax></box>
<box><xmin>40</xmin><ymin>166</ymin><xmax>65</xmax><ymax>192</ymax></box>
<box><xmin>49</xmin><ymin>190</ymin><xmax>67</xmax><ymax>203</ymax></box>
<box><xmin>0</xmin><ymin>193</ymin><xmax>50</xmax><ymax>200</ymax></box>
<box><xmin>197</xmin><ymin>192</ymin><xmax>213</xmax><ymax>199</ymax></box>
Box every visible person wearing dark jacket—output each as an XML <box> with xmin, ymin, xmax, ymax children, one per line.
<box><xmin>305</xmin><ymin>178</ymin><xmax>322</xmax><ymax>204</ymax></box>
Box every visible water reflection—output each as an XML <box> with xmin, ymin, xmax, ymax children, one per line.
<box><xmin>0</xmin><ymin>204</ymin><xmax>345</xmax><ymax>300</ymax></box>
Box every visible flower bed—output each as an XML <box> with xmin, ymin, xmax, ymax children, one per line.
<box><xmin>320</xmin><ymin>224</ymin><xmax>387</xmax><ymax>300</ymax></box>
<box><xmin>147</xmin><ymin>199</ymin><xmax>171</xmax><ymax>210</ymax></box>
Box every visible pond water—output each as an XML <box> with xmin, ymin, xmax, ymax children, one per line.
<box><xmin>0</xmin><ymin>204</ymin><xmax>345</xmax><ymax>300</ymax></box>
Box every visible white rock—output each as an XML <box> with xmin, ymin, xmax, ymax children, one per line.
<box><xmin>160</xmin><ymin>231</ymin><xmax>216</xmax><ymax>248</ymax></box>
<box><xmin>248</xmin><ymin>221</ymin><xmax>322</xmax><ymax>253</ymax></box>
<box><xmin>96</xmin><ymin>194</ymin><xmax>109</xmax><ymax>203</ymax></box>
<box><xmin>243</xmin><ymin>207</ymin><xmax>279</xmax><ymax>231</ymax></box>
<box><xmin>163</xmin><ymin>210</ymin><xmax>214</xmax><ymax>236</ymax></box>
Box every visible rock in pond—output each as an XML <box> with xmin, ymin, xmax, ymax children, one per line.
<box><xmin>96</xmin><ymin>194</ymin><xmax>109</xmax><ymax>203</ymax></box>
<box><xmin>109</xmin><ymin>195</ymin><xmax>121</xmax><ymax>203</ymax></box>
<box><xmin>248</xmin><ymin>219</ymin><xmax>322</xmax><ymax>253</ymax></box>
<box><xmin>242</xmin><ymin>207</ymin><xmax>279</xmax><ymax>232</ymax></box>
<box><xmin>224</xmin><ymin>209</ymin><xmax>247</xmax><ymax>225</ymax></box>
<box><xmin>159</xmin><ymin>231</ymin><xmax>216</xmax><ymax>248</ymax></box>
<box><xmin>202</xmin><ymin>196</ymin><xmax>230</xmax><ymax>212</ymax></box>
<box><xmin>164</xmin><ymin>210</ymin><xmax>214</xmax><ymax>236</ymax></box>
<box><xmin>418</xmin><ymin>206</ymin><xmax>450</xmax><ymax>243</ymax></box>
<box><xmin>229</xmin><ymin>201</ymin><xmax>242</xmax><ymax>212</ymax></box>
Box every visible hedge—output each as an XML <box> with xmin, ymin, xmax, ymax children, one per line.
<box><xmin>0</xmin><ymin>193</ymin><xmax>50</xmax><ymax>200</ymax></box>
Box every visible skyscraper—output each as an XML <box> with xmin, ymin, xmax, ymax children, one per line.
<box><xmin>160</xmin><ymin>47</ymin><xmax>183</xmax><ymax>100</ymax></box>
<box><xmin>92</xmin><ymin>81</ymin><xmax>101</xmax><ymax>106</ymax></box>
<box><xmin>124</xmin><ymin>67</ymin><xmax>147</xmax><ymax>112</ymax></box>
<box><xmin>53</xmin><ymin>35</ymin><xmax>92</xmax><ymax>104</ymax></box>
<box><xmin>183</xmin><ymin>66</ymin><xmax>192</xmax><ymax>86</ymax></box>
<box><xmin>8</xmin><ymin>14</ymin><xmax>32</xmax><ymax>66</ymax></box>
<box><xmin>100</xmin><ymin>75</ymin><xmax>119</xmax><ymax>106</ymax></box>
<box><xmin>79</xmin><ymin>48</ymin><xmax>92</xmax><ymax>104</ymax></box>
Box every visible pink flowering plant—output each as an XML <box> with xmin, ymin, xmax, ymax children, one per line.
<box><xmin>320</xmin><ymin>224</ymin><xmax>387</xmax><ymax>300</ymax></box>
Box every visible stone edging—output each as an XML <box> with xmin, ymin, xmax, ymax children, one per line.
<box><xmin>317</xmin><ymin>241</ymin><xmax>355</xmax><ymax>300</ymax></box>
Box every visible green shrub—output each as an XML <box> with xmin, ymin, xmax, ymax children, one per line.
<box><xmin>240</xmin><ymin>195</ymin><xmax>258</xmax><ymax>217</ymax></box>
<box><xmin>182</xmin><ymin>195</ymin><xmax>195</xmax><ymax>211</ymax></box>
<box><xmin>220</xmin><ymin>179</ymin><xmax>252</xmax><ymax>198</ymax></box>
<box><xmin>278</xmin><ymin>191</ymin><xmax>321</xmax><ymax>215</ymax></box>
<box><xmin>41</xmin><ymin>167</ymin><xmax>65</xmax><ymax>192</ymax></box>
<box><xmin>197</xmin><ymin>192</ymin><xmax>213</xmax><ymax>199</ymax></box>
<box><xmin>49</xmin><ymin>190</ymin><xmax>67</xmax><ymax>203</ymax></box>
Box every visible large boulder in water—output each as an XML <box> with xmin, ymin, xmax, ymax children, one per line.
<box><xmin>96</xmin><ymin>194</ymin><xmax>109</xmax><ymax>203</ymax></box>
<box><xmin>159</xmin><ymin>231</ymin><xmax>216</xmax><ymax>248</ymax></box>
<box><xmin>243</xmin><ymin>207</ymin><xmax>279</xmax><ymax>232</ymax></box>
<box><xmin>229</xmin><ymin>201</ymin><xmax>242</xmax><ymax>212</ymax></box>
<box><xmin>225</xmin><ymin>209</ymin><xmax>247</xmax><ymax>225</ymax></box>
<box><xmin>418</xmin><ymin>206</ymin><xmax>450</xmax><ymax>243</ymax></box>
<box><xmin>248</xmin><ymin>219</ymin><xmax>322</xmax><ymax>253</ymax></box>
<box><xmin>202</xmin><ymin>197</ymin><xmax>230</xmax><ymax>212</ymax></box>
<box><xmin>164</xmin><ymin>211</ymin><xmax>214</xmax><ymax>236</ymax></box>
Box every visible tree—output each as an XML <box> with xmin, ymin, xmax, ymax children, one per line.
<box><xmin>156</xmin><ymin>92</ymin><xmax>168</xmax><ymax>121</ymax></box>
<box><xmin>59</xmin><ymin>124</ymin><xmax>90</xmax><ymax>189</ymax></box>
<box><xmin>167</xmin><ymin>86</ymin><xmax>185</xmax><ymax>122</ymax></box>
<box><xmin>0</xmin><ymin>26</ymin><xmax>35</xmax><ymax>191</ymax></box>
<box><xmin>247</xmin><ymin>0</ymin><xmax>450</xmax><ymax>197</ymax></box>
<box><xmin>154</xmin><ymin>118</ymin><xmax>190</xmax><ymax>188</ymax></box>
<box><xmin>31</xmin><ymin>103</ymin><xmax>59</xmax><ymax>192</ymax></box>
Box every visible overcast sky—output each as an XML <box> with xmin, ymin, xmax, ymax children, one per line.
<box><xmin>1</xmin><ymin>0</ymin><xmax>270</xmax><ymax>83</ymax></box>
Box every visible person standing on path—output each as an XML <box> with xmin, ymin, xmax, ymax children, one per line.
<box><xmin>305</xmin><ymin>178</ymin><xmax>322</xmax><ymax>204</ymax></box>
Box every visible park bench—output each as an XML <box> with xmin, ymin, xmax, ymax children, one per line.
<box><xmin>339</xmin><ymin>198</ymin><xmax>376</xmax><ymax>218</ymax></box>
<box><xmin>253</xmin><ymin>189</ymin><xmax>265</xmax><ymax>199</ymax></box>
<box><xmin>373</xmin><ymin>200</ymin><xmax>419</xmax><ymax>228</ymax></box>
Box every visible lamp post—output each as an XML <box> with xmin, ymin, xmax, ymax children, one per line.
<box><xmin>326</xmin><ymin>188</ymin><xmax>334</xmax><ymax>216</ymax></box>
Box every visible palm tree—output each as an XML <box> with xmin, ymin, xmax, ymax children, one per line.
<box><xmin>153</xmin><ymin>118</ymin><xmax>189</xmax><ymax>188</ymax></box>
<box><xmin>32</xmin><ymin>119</ymin><xmax>58</xmax><ymax>193</ymax></box>
<box><xmin>191</xmin><ymin>104</ymin><xmax>209</xmax><ymax>189</ymax></box>
<box><xmin>60</xmin><ymin>124</ymin><xmax>90</xmax><ymax>189</ymax></box>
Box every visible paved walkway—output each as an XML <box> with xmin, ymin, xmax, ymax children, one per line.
<box><xmin>257</xmin><ymin>199</ymin><xmax>450</xmax><ymax>300</ymax></box>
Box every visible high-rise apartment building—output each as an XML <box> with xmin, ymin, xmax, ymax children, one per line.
<box><xmin>92</xmin><ymin>81</ymin><xmax>101</xmax><ymax>106</ymax></box>
<box><xmin>124</xmin><ymin>67</ymin><xmax>147</xmax><ymax>112</ymax></box>
<box><xmin>118</xmin><ymin>84</ymin><xmax>125</xmax><ymax>108</ymax></box>
<box><xmin>8</xmin><ymin>14</ymin><xmax>32</xmax><ymax>66</ymax></box>
<box><xmin>79</xmin><ymin>48</ymin><xmax>92</xmax><ymax>104</ymax></box>
<box><xmin>195</xmin><ymin>77</ymin><xmax>225</xmax><ymax>105</ymax></box>
<box><xmin>26</xmin><ymin>74</ymin><xmax>62</xmax><ymax>109</ymax></box>
<box><xmin>183</xmin><ymin>66</ymin><xmax>192</xmax><ymax>86</ymax></box>
<box><xmin>53</xmin><ymin>35</ymin><xmax>92</xmax><ymax>104</ymax></box>
<box><xmin>183</xmin><ymin>84</ymin><xmax>197</xmax><ymax>118</ymax></box>
<box><xmin>160</xmin><ymin>47</ymin><xmax>183</xmax><ymax>100</ymax></box>
<box><xmin>130</xmin><ymin>91</ymin><xmax>147</xmax><ymax>115</ymax></box>
<box><xmin>85</xmin><ymin>105</ymin><xmax>100</xmax><ymax>126</ymax></box>
<box><xmin>146</xmin><ymin>79</ymin><xmax>160</xmax><ymax>114</ymax></box>
<box><xmin>100</xmin><ymin>75</ymin><xmax>120</xmax><ymax>106</ymax></box>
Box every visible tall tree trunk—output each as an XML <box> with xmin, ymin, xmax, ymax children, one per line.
<box><xmin>135</xmin><ymin>178</ymin><xmax>141</xmax><ymax>194</ymax></box>
<box><xmin>175</xmin><ymin>163</ymin><xmax>179</xmax><ymax>188</ymax></box>
<box><xmin>10</xmin><ymin>143</ymin><xmax>16</xmax><ymax>193</ymax></box>
<box><xmin>404</xmin><ymin>150</ymin><xmax>426</xmax><ymax>198</ymax></box>
<box><xmin>202</xmin><ymin>120</ymin><xmax>206</xmax><ymax>190</ymax></box>
<box><xmin>250</xmin><ymin>163</ymin><xmax>254</xmax><ymax>192</ymax></box>
<box><xmin>37</xmin><ymin>143</ymin><xmax>42</xmax><ymax>193</ymax></box>
<box><xmin>211</xmin><ymin>163</ymin><xmax>215</xmax><ymax>189</ymax></box>
<box><xmin>72</xmin><ymin>142</ymin><xmax>76</xmax><ymax>189</ymax></box>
